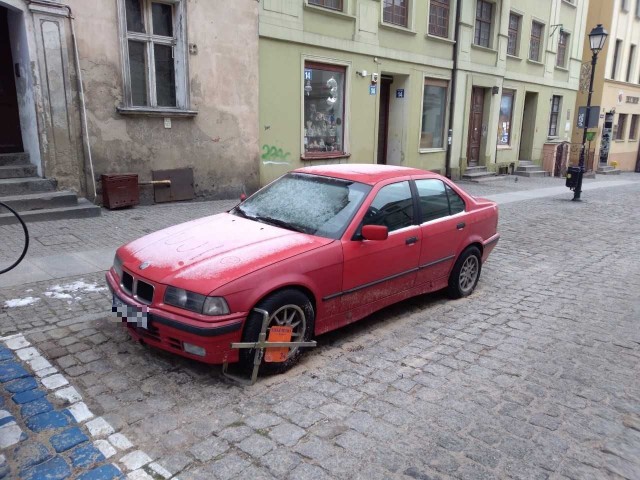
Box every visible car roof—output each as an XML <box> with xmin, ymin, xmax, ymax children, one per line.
<box><xmin>294</xmin><ymin>163</ymin><xmax>439</xmax><ymax>185</ymax></box>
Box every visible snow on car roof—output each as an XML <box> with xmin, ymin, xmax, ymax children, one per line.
<box><xmin>294</xmin><ymin>163</ymin><xmax>437</xmax><ymax>185</ymax></box>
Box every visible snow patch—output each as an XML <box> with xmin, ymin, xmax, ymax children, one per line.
<box><xmin>44</xmin><ymin>280</ymin><xmax>106</xmax><ymax>300</ymax></box>
<box><xmin>4</xmin><ymin>297</ymin><xmax>40</xmax><ymax>308</ymax></box>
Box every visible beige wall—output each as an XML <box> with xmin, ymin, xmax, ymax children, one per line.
<box><xmin>64</xmin><ymin>0</ymin><xmax>260</xmax><ymax>199</ymax></box>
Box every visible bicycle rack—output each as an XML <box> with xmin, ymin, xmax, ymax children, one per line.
<box><xmin>222</xmin><ymin>308</ymin><xmax>317</xmax><ymax>386</ymax></box>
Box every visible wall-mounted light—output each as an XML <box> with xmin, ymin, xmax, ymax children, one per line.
<box><xmin>356</xmin><ymin>70</ymin><xmax>369</xmax><ymax>78</ymax></box>
<box><xmin>492</xmin><ymin>86</ymin><xmax>500</xmax><ymax>95</ymax></box>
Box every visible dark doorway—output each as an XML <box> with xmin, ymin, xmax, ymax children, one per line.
<box><xmin>467</xmin><ymin>87</ymin><xmax>484</xmax><ymax>167</ymax></box>
<box><xmin>377</xmin><ymin>76</ymin><xmax>393</xmax><ymax>165</ymax></box>
<box><xmin>519</xmin><ymin>92</ymin><xmax>538</xmax><ymax>161</ymax></box>
<box><xmin>0</xmin><ymin>7</ymin><xmax>23</xmax><ymax>153</ymax></box>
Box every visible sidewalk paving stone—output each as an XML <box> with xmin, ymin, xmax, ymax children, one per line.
<box><xmin>50</xmin><ymin>427</ymin><xmax>89</xmax><ymax>453</ymax></box>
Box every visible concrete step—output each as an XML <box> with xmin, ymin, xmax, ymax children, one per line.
<box><xmin>0</xmin><ymin>153</ymin><xmax>30</xmax><ymax>167</ymax></box>
<box><xmin>0</xmin><ymin>198</ymin><xmax>101</xmax><ymax>226</ymax></box>
<box><xmin>0</xmin><ymin>164</ymin><xmax>38</xmax><ymax>179</ymax></box>
<box><xmin>513</xmin><ymin>170</ymin><xmax>551</xmax><ymax>178</ymax></box>
<box><xmin>462</xmin><ymin>171</ymin><xmax>497</xmax><ymax>182</ymax></box>
<box><xmin>0</xmin><ymin>177</ymin><xmax>56</xmax><ymax>196</ymax></box>
<box><xmin>465</xmin><ymin>166</ymin><xmax>488</xmax><ymax>173</ymax></box>
<box><xmin>0</xmin><ymin>191</ymin><xmax>79</xmax><ymax>212</ymax></box>
<box><xmin>518</xmin><ymin>160</ymin><xmax>533</xmax><ymax>165</ymax></box>
<box><xmin>597</xmin><ymin>168</ymin><xmax>622</xmax><ymax>175</ymax></box>
<box><xmin>516</xmin><ymin>165</ymin><xmax>542</xmax><ymax>172</ymax></box>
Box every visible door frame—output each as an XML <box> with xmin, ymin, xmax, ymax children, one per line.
<box><xmin>377</xmin><ymin>75</ymin><xmax>393</xmax><ymax>165</ymax></box>
<box><xmin>518</xmin><ymin>91</ymin><xmax>538</xmax><ymax>161</ymax></box>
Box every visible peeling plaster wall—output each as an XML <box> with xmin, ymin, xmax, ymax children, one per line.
<box><xmin>65</xmin><ymin>0</ymin><xmax>259</xmax><ymax>200</ymax></box>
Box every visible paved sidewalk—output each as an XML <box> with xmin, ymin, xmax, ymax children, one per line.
<box><xmin>1</xmin><ymin>174</ymin><xmax>638</xmax><ymax>289</ymax></box>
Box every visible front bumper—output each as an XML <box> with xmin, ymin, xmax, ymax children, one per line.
<box><xmin>106</xmin><ymin>270</ymin><xmax>245</xmax><ymax>365</ymax></box>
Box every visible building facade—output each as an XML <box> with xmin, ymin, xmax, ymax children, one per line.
<box><xmin>259</xmin><ymin>0</ymin><xmax>589</xmax><ymax>184</ymax></box>
<box><xmin>572</xmin><ymin>0</ymin><xmax>640</xmax><ymax>172</ymax></box>
<box><xmin>0</xmin><ymin>0</ymin><xmax>259</xmax><ymax>202</ymax></box>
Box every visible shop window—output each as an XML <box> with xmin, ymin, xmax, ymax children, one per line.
<box><xmin>630</xmin><ymin>114</ymin><xmax>639</xmax><ymax>140</ymax></box>
<box><xmin>549</xmin><ymin>95</ymin><xmax>562</xmax><ymax>137</ymax></box>
<box><xmin>303</xmin><ymin>62</ymin><xmax>346</xmax><ymax>157</ymax></box>
<box><xmin>507</xmin><ymin>13</ymin><xmax>521</xmax><ymax>56</ymax></box>
<box><xmin>498</xmin><ymin>89</ymin><xmax>515</xmax><ymax>146</ymax></box>
<box><xmin>474</xmin><ymin>0</ymin><xmax>493</xmax><ymax>48</ymax></box>
<box><xmin>309</xmin><ymin>0</ymin><xmax>343</xmax><ymax>11</ymax></box>
<box><xmin>420</xmin><ymin>78</ymin><xmax>448</xmax><ymax>150</ymax></box>
<box><xmin>556</xmin><ymin>31</ymin><xmax>569</xmax><ymax>68</ymax></box>
<box><xmin>363</xmin><ymin>181</ymin><xmax>414</xmax><ymax>232</ymax></box>
<box><xmin>530</xmin><ymin>21</ymin><xmax>544</xmax><ymax>61</ymax></box>
<box><xmin>616</xmin><ymin>114</ymin><xmax>628</xmax><ymax>140</ymax></box>
<box><xmin>428</xmin><ymin>0</ymin><xmax>449</xmax><ymax>38</ymax></box>
<box><xmin>119</xmin><ymin>0</ymin><xmax>188</xmax><ymax>110</ymax></box>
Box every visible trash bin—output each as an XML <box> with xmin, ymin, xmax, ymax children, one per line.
<box><xmin>565</xmin><ymin>166</ymin><xmax>581</xmax><ymax>191</ymax></box>
<box><xmin>102</xmin><ymin>174</ymin><xmax>139</xmax><ymax>209</ymax></box>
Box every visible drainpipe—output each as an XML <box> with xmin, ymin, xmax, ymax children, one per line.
<box><xmin>445</xmin><ymin>0</ymin><xmax>462</xmax><ymax>179</ymax></box>
<box><xmin>27</xmin><ymin>0</ymin><xmax>97</xmax><ymax>202</ymax></box>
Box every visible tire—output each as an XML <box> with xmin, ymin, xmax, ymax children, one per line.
<box><xmin>447</xmin><ymin>246</ymin><xmax>482</xmax><ymax>299</ymax></box>
<box><xmin>239</xmin><ymin>289</ymin><xmax>315</xmax><ymax>375</ymax></box>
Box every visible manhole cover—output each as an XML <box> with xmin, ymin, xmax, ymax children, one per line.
<box><xmin>36</xmin><ymin>234</ymin><xmax>81</xmax><ymax>246</ymax></box>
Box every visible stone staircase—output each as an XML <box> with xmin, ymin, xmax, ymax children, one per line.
<box><xmin>513</xmin><ymin>160</ymin><xmax>550</xmax><ymax>178</ymax></box>
<box><xmin>461</xmin><ymin>166</ymin><xmax>497</xmax><ymax>182</ymax></box>
<box><xmin>596</xmin><ymin>165</ymin><xmax>622</xmax><ymax>175</ymax></box>
<box><xmin>0</xmin><ymin>153</ymin><xmax>101</xmax><ymax>226</ymax></box>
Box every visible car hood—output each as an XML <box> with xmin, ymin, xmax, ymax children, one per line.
<box><xmin>119</xmin><ymin>213</ymin><xmax>332</xmax><ymax>294</ymax></box>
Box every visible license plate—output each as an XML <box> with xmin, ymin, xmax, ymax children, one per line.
<box><xmin>112</xmin><ymin>293</ymin><xmax>149</xmax><ymax>330</ymax></box>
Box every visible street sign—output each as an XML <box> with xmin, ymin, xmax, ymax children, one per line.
<box><xmin>396</xmin><ymin>89</ymin><xmax>405</xmax><ymax>98</ymax></box>
<box><xmin>577</xmin><ymin>106</ymin><xmax>599</xmax><ymax>129</ymax></box>
<box><xmin>369</xmin><ymin>85</ymin><xmax>377</xmax><ymax>95</ymax></box>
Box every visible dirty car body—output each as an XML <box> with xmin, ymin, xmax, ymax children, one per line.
<box><xmin>106</xmin><ymin>164</ymin><xmax>499</xmax><ymax>366</ymax></box>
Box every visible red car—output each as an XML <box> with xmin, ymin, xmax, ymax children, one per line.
<box><xmin>106</xmin><ymin>164</ymin><xmax>499</xmax><ymax>373</ymax></box>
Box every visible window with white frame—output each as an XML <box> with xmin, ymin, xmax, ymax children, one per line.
<box><xmin>119</xmin><ymin>0</ymin><xmax>188</xmax><ymax>110</ymax></box>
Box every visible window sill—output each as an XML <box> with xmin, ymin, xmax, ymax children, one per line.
<box><xmin>303</xmin><ymin>2</ymin><xmax>356</xmax><ymax>20</ymax></box>
<box><xmin>629</xmin><ymin>139</ymin><xmax>638</xmax><ymax>142</ymax></box>
<box><xmin>497</xmin><ymin>145</ymin><xmax>512</xmax><ymax>150</ymax></box>
<box><xmin>301</xmin><ymin>152</ymin><xmax>351</xmax><ymax>161</ymax></box>
<box><xmin>546</xmin><ymin>136</ymin><xmax>561</xmax><ymax>141</ymax></box>
<box><xmin>555</xmin><ymin>65</ymin><xmax>569</xmax><ymax>72</ymax></box>
<box><xmin>614</xmin><ymin>139</ymin><xmax>626</xmax><ymax>142</ymax></box>
<box><xmin>424</xmin><ymin>33</ymin><xmax>455</xmax><ymax>45</ymax></box>
<box><xmin>507</xmin><ymin>54</ymin><xmax>522</xmax><ymax>61</ymax></box>
<box><xmin>527</xmin><ymin>58</ymin><xmax>545</xmax><ymax>66</ymax></box>
<box><xmin>419</xmin><ymin>147</ymin><xmax>446</xmax><ymax>154</ymax></box>
<box><xmin>117</xmin><ymin>107</ymin><xmax>198</xmax><ymax>118</ymax></box>
<box><xmin>379</xmin><ymin>22</ymin><xmax>416</xmax><ymax>35</ymax></box>
<box><xmin>471</xmin><ymin>44</ymin><xmax>498</xmax><ymax>54</ymax></box>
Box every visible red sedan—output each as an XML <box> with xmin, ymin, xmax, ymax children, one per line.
<box><xmin>106</xmin><ymin>164</ymin><xmax>499</xmax><ymax>373</ymax></box>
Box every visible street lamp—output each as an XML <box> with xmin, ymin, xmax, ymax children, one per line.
<box><xmin>573</xmin><ymin>24</ymin><xmax>608</xmax><ymax>201</ymax></box>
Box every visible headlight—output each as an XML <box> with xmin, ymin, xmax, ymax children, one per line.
<box><xmin>164</xmin><ymin>287</ymin><xmax>229</xmax><ymax>316</ymax></box>
<box><xmin>113</xmin><ymin>255</ymin><xmax>123</xmax><ymax>279</ymax></box>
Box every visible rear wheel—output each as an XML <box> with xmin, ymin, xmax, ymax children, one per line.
<box><xmin>239</xmin><ymin>289</ymin><xmax>315</xmax><ymax>375</ymax></box>
<box><xmin>447</xmin><ymin>246</ymin><xmax>482</xmax><ymax>299</ymax></box>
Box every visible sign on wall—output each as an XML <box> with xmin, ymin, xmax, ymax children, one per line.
<box><xmin>395</xmin><ymin>89</ymin><xmax>405</xmax><ymax>98</ymax></box>
<box><xmin>576</xmin><ymin>106</ymin><xmax>599</xmax><ymax>129</ymax></box>
<box><xmin>369</xmin><ymin>85</ymin><xmax>377</xmax><ymax>95</ymax></box>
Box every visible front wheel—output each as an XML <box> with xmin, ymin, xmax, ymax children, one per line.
<box><xmin>239</xmin><ymin>289</ymin><xmax>315</xmax><ymax>375</ymax></box>
<box><xmin>447</xmin><ymin>246</ymin><xmax>482</xmax><ymax>299</ymax></box>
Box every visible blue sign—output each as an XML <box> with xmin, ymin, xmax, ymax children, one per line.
<box><xmin>369</xmin><ymin>85</ymin><xmax>377</xmax><ymax>95</ymax></box>
<box><xmin>304</xmin><ymin>69</ymin><xmax>312</xmax><ymax>81</ymax></box>
<box><xmin>396</xmin><ymin>89</ymin><xmax>405</xmax><ymax>98</ymax></box>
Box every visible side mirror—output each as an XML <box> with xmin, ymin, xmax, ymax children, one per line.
<box><xmin>361</xmin><ymin>225</ymin><xmax>388</xmax><ymax>241</ymax></box>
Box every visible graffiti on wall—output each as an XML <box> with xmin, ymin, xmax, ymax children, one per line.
<box><xmin>261</xmin><ymin>144</ymin><xmax>292</xmax><ymax>165</ymax></box>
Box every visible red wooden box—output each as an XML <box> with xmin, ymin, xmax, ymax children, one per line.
<box><xmin>101</xmin><ymin>174</ymin><xmax>139</xmax><ymax>209</ymax></box>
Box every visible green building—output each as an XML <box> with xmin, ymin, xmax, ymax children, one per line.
<box><xmin>259</xmin><ymin>0</ymin><xmax>589</xmax><ymax>184</ymax></box>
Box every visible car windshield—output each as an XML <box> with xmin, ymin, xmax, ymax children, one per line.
<box><xmin>233</xmin><ymin>173</ymin><xmax>371</xmax><ymax>239</ymax></box>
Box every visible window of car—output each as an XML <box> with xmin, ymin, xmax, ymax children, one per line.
<box><xmin>235</xmin><ymin>173</ymin><xmax>371</xmax><ymax>240</ymax></box>
<box><xmin>415</xmin><ymin>179</ymin><xmax>466</xmax><ymax>223</ymax></box>
<box><xmin>362</xmin><ymin>181</ymin><xmax>414</xmax><ymax>233</ymax></box>
<box><xmin>446</xmin><ymin>184</ymin><xmax>466</xmax><ymax>214</ymax></box>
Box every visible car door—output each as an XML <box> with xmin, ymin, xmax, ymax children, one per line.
<box><xmin>340</xmin><ymin>180</ymin><xmax>421</xmax><ymax>312</ymax></box>
<box><xmin>414</xmin><ymin>178</ymin><xmax>468</xmax><ymax>288</ymax></box>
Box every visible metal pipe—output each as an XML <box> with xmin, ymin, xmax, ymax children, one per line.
<box><xmin>445</xmin><ymin>0</ymin><xmax>462</xmax><ymax>179</ymax></box>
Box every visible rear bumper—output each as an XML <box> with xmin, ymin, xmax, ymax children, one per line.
<box><xmin>482</xmin><ymin>233</ymin><xmax>500</xmax><ymax>262</ymax></box>
<box><xmin>106</xmin><ymin>270</ymin><xmax>244</xmax><ymax>364</ymax></box>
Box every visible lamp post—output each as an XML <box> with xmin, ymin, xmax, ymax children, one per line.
<box><xmin>574</xmin><ymin>24</ymin><xmax>608</xmax><ymax>201</ymax></box>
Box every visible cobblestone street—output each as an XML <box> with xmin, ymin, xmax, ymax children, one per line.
<box><xmin>1</xmin><ymin>178</ymin><xmax>639</xmax><ymax>479</ymax></box>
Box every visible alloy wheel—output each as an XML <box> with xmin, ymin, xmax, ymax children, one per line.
<box><xmin>459</xmin><ymin>255</ymin><xmax>479</xmax><ymax>294</ymax></box>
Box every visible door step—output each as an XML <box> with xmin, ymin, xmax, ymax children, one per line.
<box><xmin>0</xmin><ymin>198</ymin><xmax>101</xmax><ymax>226</ymax></box>
<box><xmin>597</xmin><ymin>165</ymin><xmax>622</xmax><ymax>175</ymax></box>
<box><xmin>462</xmin><ymin>166</ymin><xmax>497</xmax><ymax>182</ymax></box>
<box><xmin>0</xmin><ymin>164</ymin><xmax>38</xmax><ymax>179</ymax></box>
<box><xmin>0</xmin><ymin>152</ymin><xmax>31</xmax><ymax>167</ymax></box>
<box><xmin>0</xmin><ymin>177</ymin><xmax>56</xmax><ymax>196</ymax></box>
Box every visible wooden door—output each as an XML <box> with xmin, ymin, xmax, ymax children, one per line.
<box><xmin>377</xmin><ymin>77</ymin><xmax>392</xmax><ymax>164</ymax></box>
<box><xmin>0</xmin><ymin>9</ymin><xmax>22</xmax><ymax>154</ymax></box>
<box><xmin>467</xmin><ymin>87</ymin><xmax>484</xmax><ymax>167</ymax></box>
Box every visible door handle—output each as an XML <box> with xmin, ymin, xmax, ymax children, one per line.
<box><xmin>456</xmin><ymin>222</ymin><xmax>466</xmax><ymax>230</ymax></box>
<box><xmin>405</xmin><ymin>236</ymin><xmax>418</xmax><ymax>245</ymax></box>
